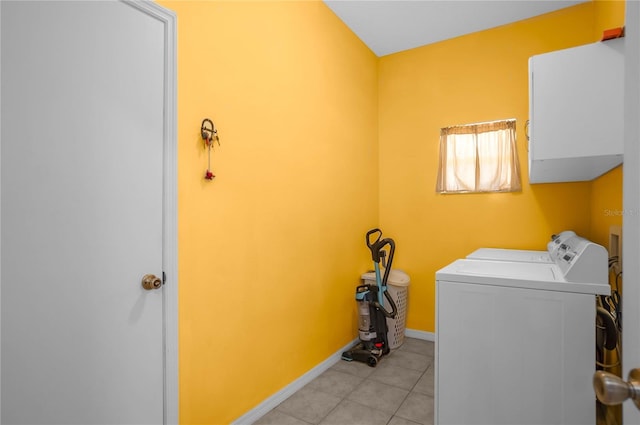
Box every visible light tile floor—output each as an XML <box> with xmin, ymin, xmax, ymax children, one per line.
<box><xmin>254</xmin><ymin>338</ymin><xmax>434</xmax><ymax>425</ymax></box>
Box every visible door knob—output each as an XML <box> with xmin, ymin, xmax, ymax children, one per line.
<box><xmin>594</xmin><ymin>370</ymin><xmax>640</xmax><ymax>410</ymax></box>
<box><xmin>141</xmin><ymin>274</ymin><xmax>162</xmax><ymax>290</ymax></box>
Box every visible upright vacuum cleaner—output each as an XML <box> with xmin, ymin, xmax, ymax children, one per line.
<box><xmin>342</xmin><ymin>229</ymin><xmax>397</xmax><ymax>367</ymax></box>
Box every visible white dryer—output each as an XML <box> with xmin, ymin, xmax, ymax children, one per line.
<box><xmin>435</xmin><ymin>236</ymin><xmax>610</xmax><ymax>425</ymax></box>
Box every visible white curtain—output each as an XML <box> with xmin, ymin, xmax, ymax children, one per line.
<box><xmin>436</xmin><ymin>119</ymin><xmax>521</xmax><ymax>193</ymax></box>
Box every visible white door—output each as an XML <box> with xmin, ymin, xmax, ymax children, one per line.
<box><xmin>624</xmin><ymin>0</ymin><xmax>640</xmax><ymax>424</ymax></box>
<box><xmin>0</xmin><ymin>1</ymin><xmax>177</xmax><ymax>424</ymax></box>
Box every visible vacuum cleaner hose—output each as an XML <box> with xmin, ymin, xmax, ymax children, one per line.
<box><xmin>373</xmin><ymin>289</ymin><xmax>397</xmax><ymax>319</ymax></box>
<box><xmin>374</xmin><ymin>237</ymin><xmax>397</xmax><ymax>318</ymax></box>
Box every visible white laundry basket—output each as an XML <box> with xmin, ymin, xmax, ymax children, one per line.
<box><xmin>361</xmin><ymin>269</ymin><xmax>410</xmax><ymax>350</ymax></box>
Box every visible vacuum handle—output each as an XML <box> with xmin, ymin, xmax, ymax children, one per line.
<box><xmin>369</xmin><ymin>235</ymin><xmax>394</xmax><ymax>265</ymax></box>
<box><xmin>379</xmin><ymin>238</ymin><xmax>395</xmax><ymax>275</ymax></box>
<box><xmin>366</xmin><ymin>229</ymin><xmax>382</xmax><ymax>252</ymax></box>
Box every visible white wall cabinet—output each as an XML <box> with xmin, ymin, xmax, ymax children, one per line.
<box><xmin>528</xmin><ymin>38</ymin><xmax>624</xmax><ymax>183</ymax></box>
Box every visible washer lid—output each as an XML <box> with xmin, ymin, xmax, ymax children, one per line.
<box><xmin>436</xmin><ymin>258</ymin><xmax>610</xmax><ymax>295</ymax></box>
<box><xmin>466</xmin><ymin>248</ymin><xmax>552</xmax><ymax>263</ymax></box>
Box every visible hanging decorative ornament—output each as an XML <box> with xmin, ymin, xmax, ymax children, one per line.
<box><xmin>201</xmin><ymin>118</ymin><xmax>220</xmax><ymax>181</ymax></box>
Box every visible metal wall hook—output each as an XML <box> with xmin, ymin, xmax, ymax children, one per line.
<box><xmin>201</xmin><ymin>118</ymin><xmax>219</xmax><ymax>146</ymax></box>
<box><xmin>201</xmin><ymin>118</ymin><xmax>220</xmax><ymax>181</ymax></box>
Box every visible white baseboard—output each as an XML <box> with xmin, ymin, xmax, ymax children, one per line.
<box><xmin>231</xmin><ymin>338</ymin><xmax>359</xmax><ymax>425</ymax></box>
<box><xmin>404</xmin><ymin>328</ymin><xmax>435</xmax><ymax>341</ymax></box>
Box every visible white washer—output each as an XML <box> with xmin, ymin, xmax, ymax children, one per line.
<box><xmin>467</xmin><ymin>230</ymin><xmax>576</xmax><ymax>263</ymax></box>
<box><xmin>435</xmin><ymin>237</ymin><xmax>610</xmax><ymax>425</ymax></box>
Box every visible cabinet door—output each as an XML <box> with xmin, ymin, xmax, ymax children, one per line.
<box><xmin>528</xmin><ymin>38</ymin><xmax>624</xmax><ymax>183</ymax></box>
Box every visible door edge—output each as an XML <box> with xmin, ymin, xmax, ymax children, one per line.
<box><xmin>122</xmin><ymin>2</ymin><xmax>178</xmax><ymax>424</ymax></box>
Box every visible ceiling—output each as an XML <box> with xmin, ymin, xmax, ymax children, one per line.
<box><xmin>323</xmin><ymin>0</ymin><xmax>588</xmax><ymax>57</ymax></box>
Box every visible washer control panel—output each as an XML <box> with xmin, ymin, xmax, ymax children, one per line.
<box><xmin>549</xmin><ymin>234</ymin><xmax>608</xmax><ymax>284</ymax></box>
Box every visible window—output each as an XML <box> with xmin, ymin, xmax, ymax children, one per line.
<box><xmin>435</xmin><ymin>119</ymin><xmax>521</xmax><ymax>193</ymax></box>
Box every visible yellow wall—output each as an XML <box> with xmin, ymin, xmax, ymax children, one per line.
<box><xmin>595</xmin><ymin>0</ymin><xmax>626</xmax><ymax>40</ymax></box>
<box><xmin>590</xmin><ymin>166</ymin><xmax>623</xmax><ymax>251</ymax></box>
<box><xmin>157</xmin><ymin>1</ymin><xmax>378</xmax><ymax>423</ymax></box>
<box><xmin>156</xmin><ymin>0</ymin><xmax>624</xmax><ymax>422</ymax></box>
<box><xmin>378</xmin><ymin>1</ymin><xmax>624</xmax><ymax>333</ymax></box>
